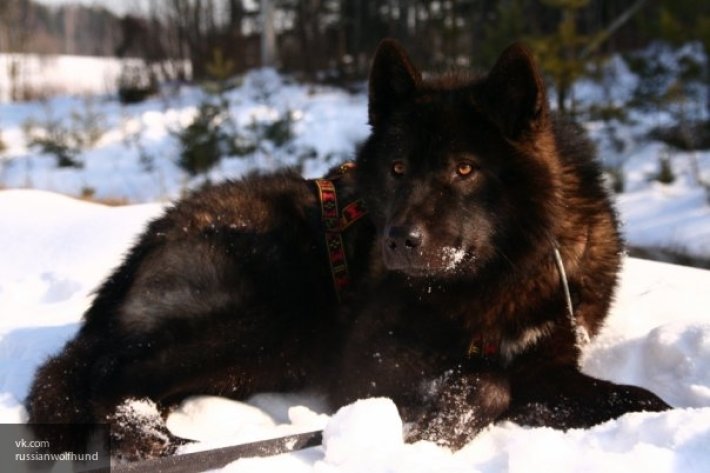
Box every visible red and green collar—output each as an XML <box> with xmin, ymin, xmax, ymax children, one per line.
<box><xmin>312</xmin><ymin>163</ymin><xmax>367</xmax><ymax>301</ymax></box>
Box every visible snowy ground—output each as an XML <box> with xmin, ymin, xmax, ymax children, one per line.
<box><xmin>0</xmin><ymin>69</ymin><xmax>369</xmax><ymax>202</ymax></box>
<box><xmin>0</xmin><ymin>53</ymin><xmax>189</xmax><ymax>103</ymax></box>
<box><xmin>0</xmin><ymin>189</ymin><xmax>709</xmax><ymax>472</ymax></box>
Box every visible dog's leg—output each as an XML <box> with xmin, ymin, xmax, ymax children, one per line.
<box><xmin>27</xmin><ymin>335</ymin><xmax>190</xmax><ymax>460</ymax></box>
<box><xmin>505</xmin><ymin>364</ymin><xmax>670</xmax><ymax>429</ymax></box>
<box><xmin>85</xmin><ymin>325</ymin><xmax>322</xmax><ymax>460</ymax></box>
<box><xmin>403</xmin><ymin>370</ymin><xmax>510</xmax><ymax>449</ymax></box>
<box><xmin>26</xmin><ymin>332</ymin><xmax>101</xmax><ymax>455</ymax></box>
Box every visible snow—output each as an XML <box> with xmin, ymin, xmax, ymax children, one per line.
<box><xmin>618</xmin><ymin>185</ymin><xmax>710</xmax><ymax>259</ymax></box>
<box><xmin>0</xmin><ymin>68</ymin><xmax>369</xmax><ymax>202</ymax></box>
<box><xmin>0</xmin><ymin>54</ymin><xmax>122</xmax><ymax>102</ymax></box>
<box><xmin>0</xmin><ymin>189</ymin><xmax>709</xmax><ymax>472</ymax></box>
<box><xmin>442</xmin><ymin>246</ymin><xmax>467</xmax><ymax>271</ymax></box>
<box><xmin>0</xmin><ymin>53</ymin><xmax>189</xmax><ymax>103</ymax></box>
<box><xmin>321</xmin><ymin>398</ymin><xmax>404</xmax><ymax>467</ymax></box>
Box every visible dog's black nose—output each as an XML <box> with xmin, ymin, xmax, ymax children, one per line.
<box><xmin>386</xmin><ymin>225</ymin><xmax>423</xmax><ymax>251</ymax></box>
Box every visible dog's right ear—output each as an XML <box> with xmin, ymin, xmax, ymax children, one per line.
<box><xmin>478</xmin><ymin>42</ymin><xmax>548</xmax><ymax>140</ymax></box>
<box><xmin>368</xmin><ymin>39</ymin><xmax>421</xmax><ymax>127</ymax></box>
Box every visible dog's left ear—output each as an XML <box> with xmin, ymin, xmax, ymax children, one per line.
<box><xmin>368</xmin><ymin>39</ymin><xmax>421</xmax><ymax>127</ymax></box>
<box><xmin>479</xmin><ymin>43</ymin><xmax>548</xmax><ymax>140</ymax></box>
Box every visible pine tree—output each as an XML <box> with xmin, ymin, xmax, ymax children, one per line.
<box><xmin>530</xmin><ymin>0</ymin><xmax>591</xmax><ymax>115</ymax></box>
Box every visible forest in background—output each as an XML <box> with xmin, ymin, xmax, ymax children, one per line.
<box><xmin>0</xmin><ymin>1</ymin><xmax>709</xmax><ymax>266</ymax></box>
<box><xmin>1</xmin><ymin>1</ymin><xmax>707</xmax><ymax>151</ymax></box>
<box><xmin>1</xmin><ymin>1</ymin><xmax>707</xmax><ymax>82</ymax></box>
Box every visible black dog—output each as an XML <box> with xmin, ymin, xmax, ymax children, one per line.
<box><xmin>27</xmin><ymin>40</ymin><xmax>669</xmax><ymax>458</ymax></box>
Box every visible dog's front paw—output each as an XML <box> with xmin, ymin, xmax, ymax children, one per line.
<box><xmin>506</xmin><ymin>372</ymin><xmax>672</xmax><ymax>430</ymax></box>
<box><xmin>609</xmin><ymin>384</ymin><xmax>671</xmax><ymax>414</ymax></box>
<box><xmin>404</xmin><ymin>406</ymin><xmax>477</xmax><ymax>449</ymax></box>
<box><xmin>404</xmin><ymin>371</ymin><xmax>511</xmax><ymax>449</ymax></box>
<box><xmin>107</xmin><ymin>398</ymin><xmax>189</xmax><ymax>462</ymax></box>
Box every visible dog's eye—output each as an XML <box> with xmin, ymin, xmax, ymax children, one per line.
<box><xmin>391</xmin><ymin>161</ymin><xmax>407</xmax><ymax>176</ymax></box>
<box><xmin>456</xmin><ymin>162</ymin><xmax>475</xmax><ymax>177</ymax></box>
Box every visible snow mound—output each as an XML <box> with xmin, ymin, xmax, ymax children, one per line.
<box><xmin>322</xmin><ymin>398</ymin><xmax>403</xmax><ymax>466</ymax></box>
<box><xmin>585</xmin><ymin>323</ymin><xmax>710</xmax><ymax>408</ymax></box>
<box><xmin>458</xmin><ymin>408</ymin><xmax>710</xmax><ymax>473</ymax></box>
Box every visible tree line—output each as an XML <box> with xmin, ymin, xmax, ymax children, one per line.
<box><xmin>117</xmin><ymin>1</ymin><xmax>707</xmax><ymax>81</ymax></box>
<box><xmin>1</xmin><ymin>1</ymin><xmax>707</xmax><ymax>95</ymax></box>
<box><xmin>0</xmin><ymin>0</ymin><xmax>120</xmax><ymax>56</ymax></box>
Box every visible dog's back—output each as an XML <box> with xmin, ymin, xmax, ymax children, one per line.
<box><xmin>26</xmin><ymin>168</ymin><xmax>372</xmax><ymax>457</ymax></box>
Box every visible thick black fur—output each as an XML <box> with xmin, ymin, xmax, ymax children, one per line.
<box><xmin>26</xmin><ymin>169</ymin><xmax>374</xmax><ymax>459</ymax></box>
<box><xmin>27</xmin><ymin>40</ymin><xmax>669</xmax><ymax>458</ymax></box>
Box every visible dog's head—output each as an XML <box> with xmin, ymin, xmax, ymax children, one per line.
<box><xmin>356</xmin><ymin>39</ymin><xmax>563</xmax><ymax>280</ymax></box>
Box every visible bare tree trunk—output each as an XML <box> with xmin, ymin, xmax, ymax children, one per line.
<box><xmin>261</xmin><ymin>0</ymin><xmax>276</xmax><ymax>68</ymax></box>
<box><xmin>580</xmin><ymin>0</ymin><xmax>649</xmax><ymax>59</ymax></box>
<box><xmin>64</xmin><ymin>5</ymin><xmax>77</xmax><ymax>55</ymax></box>
<box><xmin>295</xmin><ymin>0</ymin><xmax>324</xmax><ymax>79</ymax></box>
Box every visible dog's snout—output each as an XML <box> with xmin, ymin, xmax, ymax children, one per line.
<box><xmin>386</xmin><ymin>225</ymin><xmax>424</xmax><ymax>251</ymax></box>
